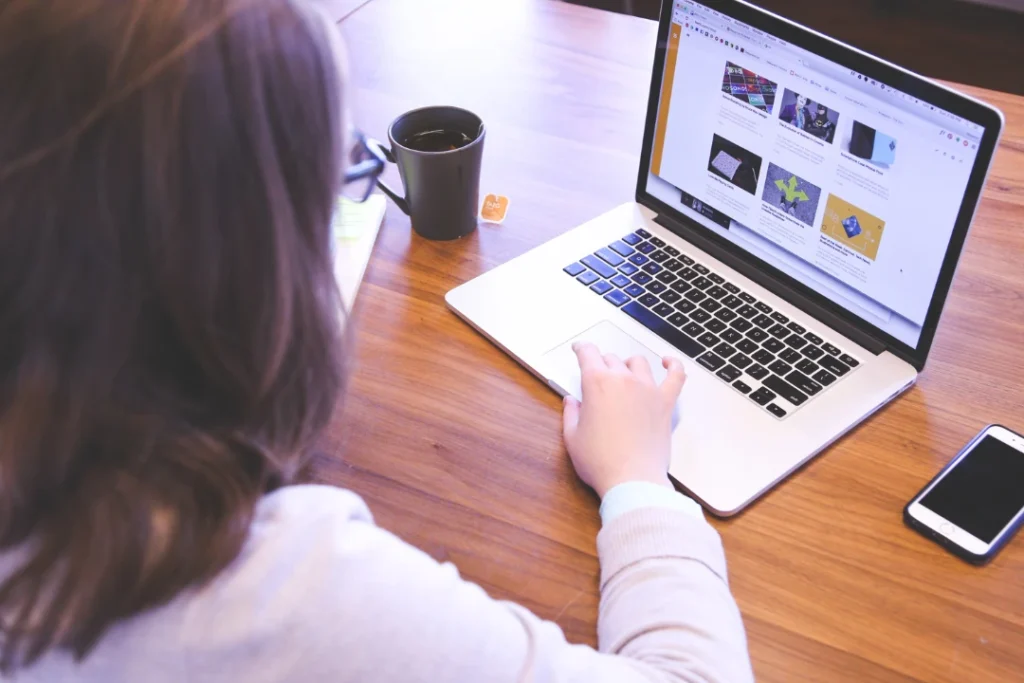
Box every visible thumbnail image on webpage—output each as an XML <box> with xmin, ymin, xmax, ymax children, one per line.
<box><xmin>778</xmin><ymin>89</ymin><xmax>839</xmax><ymax>143</ymax></box>
<box><xmin>820</xmin><ymin>194</ymin><xmax>886</xmax><ymax>261</ymax></box>
<box><xmin>843</xmin><ymin>120</ymin><xmax>898</xmax><ymax>167</ymax></box>
<box><xmin>761</xmin><ymin>162</ymin><xmax>822</xmax><ymax>227</ymax></box>
<box><xmin>721</xmin><ymin>62</ymin><xmax>778</xmax><ymax>114</ymax></box>
<box><xmin>708</xmin><ymin>133</ymin><xmax>762</xmax><ymax>195</ymax></box>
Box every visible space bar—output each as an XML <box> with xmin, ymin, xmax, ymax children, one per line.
<box><xmin>621</xmin><ymin>302</ymin><xmax>704</xmax><ymax>358</ymax></box>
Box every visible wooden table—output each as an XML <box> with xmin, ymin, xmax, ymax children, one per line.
<box><xmin>312</xmin><ymin>0</ymin><xmax>1024</xmax><ymax>680</ymax></box>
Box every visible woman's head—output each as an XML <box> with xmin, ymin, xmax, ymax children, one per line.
<box><xmin>0</xmin><ymin>0</ymin><xmax>346</xmax><ymax>669</ymax></box>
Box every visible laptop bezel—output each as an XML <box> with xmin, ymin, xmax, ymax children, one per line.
<box><xmin>634</xmin><ymin>0</ymin><xmax>1005</xmax><ymax>371</ymax></box>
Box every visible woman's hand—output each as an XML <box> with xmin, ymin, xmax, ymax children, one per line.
<box><xmin>561</xmin><ymin>342</ymin><xmax>687</xmax><ymax>498</ymax></box>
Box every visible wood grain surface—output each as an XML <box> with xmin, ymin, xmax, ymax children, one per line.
<box><xmin>310</xmin><ymin>0</ymin><xmax>1024</xmax><ymax>680</ymax></box>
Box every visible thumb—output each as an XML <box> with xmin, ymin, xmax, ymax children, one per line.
<box><xmin>659</xmin><ymin>356</ymin><xmax>687</xmax><ymax>401</ymax></box>
<box><xmin>562</xmin><ymin>395</ymin><xmax>581</xmax><ymax>439</ymax></box>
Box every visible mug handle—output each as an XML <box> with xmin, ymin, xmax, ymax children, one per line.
<box><xmin>375</xmin><ymin>146</ymin><xmax>410</xmax><ymax>215</ymax></box>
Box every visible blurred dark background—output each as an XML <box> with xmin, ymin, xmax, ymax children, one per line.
<box><xmin>563</xmin><ymin>0</ymin><xmax>1024</xmax><ymax>96</ymax></box>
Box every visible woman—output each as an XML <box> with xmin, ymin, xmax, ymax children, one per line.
<box><xmin>0</xmin><ymin>0</ymin><xmax>753</xmax><ymax>680</ymax></box>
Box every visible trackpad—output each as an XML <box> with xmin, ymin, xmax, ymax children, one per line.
<box><xmin>540</xmin><ymin>320</ymin><xmax>674</xmax><ymax>402</ymax></box>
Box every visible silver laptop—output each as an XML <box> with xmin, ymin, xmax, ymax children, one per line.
<box><xmin>446</xmin><ymin>0</ymin><xmax>1004</xmax><ymax>515</ymax></box>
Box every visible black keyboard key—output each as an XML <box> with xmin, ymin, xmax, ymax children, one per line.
<box><xmin>747</xmin><ymin>364</ymin><xmax>770</xmax><ymax>381</ymax></box>
<box><xmin>636</xmin><ymin>242</ymin><xmax>656</xmax><ymax>254</ymax></box>
<box><xmin>733</xmin><ymin>379</ymin><xmax>752</xmax><ymax>394</ymax></box>
<box><xmin>708</xmin><ymin>273</ymin><xmax>725</xmax><ymax>284</ymax></box>
<box><xmin>663</xmin><ymin>258</ymin><xmax>683</xmax><ymax>272</ymax></box>
<box><xmin>693</xmin><ymin>264</ymin><xmax>710</xmax><ymax>275</ymax></box>
<box><xmin>699</xmin><ymin>299</ymin><xmax>722</xmax><ymax>313</ymax></box>
<box><xmin>762</xmin><ymin>375</ymin><xmax>808</xmax><ymax>406</ymax></box>
<box><xmin>819</xmin><ymin>355</ymin><xmax>851</xmax><ymax>377</ymax></box>
<box><xmin>705</xmin><ymin>319</ymin><xmax>727</xmax><ymax>334</ymax></box>
<box><xmin>721</xmin><ymin>328</ymin><xmax>743</xmax><ymax>344</ymax></box>
<box><xmin>802</xmin><ymin>345</ymin><xmax>825</xmax><ymax>360</ymax></box>
<box><xmin>682</xmin><ymin>322</ymin><xmax>704</xmax><ymax>337</ymax></box>
<box><xmin>750</xmin><ymin>387</ymin><xmax>775</xmax><ymax>405</ymax></box>
<box><xmin>731</xmin><ymin>353</ymin><xmax>753</xmax><ymax>369</ymax></box>
<box><xmin>754</xmin><ymin>302</ymin><xmax>773</xmax><ymax>314</ymax></box>
<box><xmin>731</xmin><ymin>318</ymin><xmax>753</xmax><ymax>333</ymax></box>
<box><xmin>604</xmin><ymin>290</ymin><xmax>629</xmax><ymax>307</ymax></box>
<box><xmin>668</xmin><ymin>312</ymin><xmax>689</xmax><ymax>327</ymax></box>
<box><xmin>713</xmin><ymin>342</ymin><xmax>736</xmax><ymax>358</ymax></box>
<box><xmin>697</xmin><ymin>332</ymin><xmax>720</xmax><ymax>347</ymax></box>
<box><xmin>680</xmin><ymin>255</ymin><xmax>695</xmax><ymax>265</ymax></box>
<box><xmin>642</xmin><ymin>262</ymin><xmax>662</xmax><ymax>275</ymax></box>
<box><xmin>763</xmin><ymin>338</ymin><xmax>785</xmax><ymax>354</ymax></box>
<box><xmin>653</xmin><ymin>303</ymin><xmax>675</xmax><ymax>317</ymax></box>
<box><xmin>629</xmin><ymin>253</ymin><xmax>650</xmax><ymax>266</ymax></box>
<box><xmin>564</xmin><ymin>262</ymin><xmax>586</xmax><ymax>276</ymax></box>
<box><xmin>678</xmin><ymin>267</ymin><xmax>698</xmax><ymax>281</ymax></box>
<box><xmin>591</xmin><ymin>280</ymin><xmax>612</xmax><ymax>295</ymax></box>
<box><xmin>715</xmin><ymin>308</ymin><xmax>737</xmax><ymax>323</ymax></box>
<box><xmin>723</xmin><ymin>282</ymin><xmax>741</xmax><ymax>294</ymax></box>
<box><xmin>779</xmin><ymin>348</ymin><xmax>802</xmax><ymax>364</ymax></box>
<box><xmin>661</xmin><ymin>290</ymin><xmax>682</xmax><ymax>304</ymax></box>
<box><xmin>610</xmin><ymin>274</ymin><xmax>631</xmax><ymax>288</ymax></box>
<box><xmin>770</xmin><ymin>312</ymin><xmax>789</xmax><ymax>324</ymax></box>
<box><xmin>578</xmin><ymin>271</ymin><xmax>599</xmax><ymax>286</ymax></box>
<box><xmin>813</xmin><ymin>369</ymin><xmax>837</xmax><ymax>386</ymax></box>
<box><xmin>796</xmin><ymin>359</ymin><xmax>819</xmax><ymax>375</ymax></box>
<box><xmin>753</xmin><ymin>349</ymin><xmax>775</xmax><ymax>365</ymax></box>
<box><xmin>649</xmin><ymin>250</ymin><xmax>669</xmax><ymax>263</ymax></box>
<box><xmin>610</xmin><ymin>241</ymin><xmax>636</xmax><ymax>257</ymax></box>
<box><xmin>675</xmin><ymin>300</ymin><xmax>697</xmax><ymax>314</ymax></box>
<box><xmin>664</xmin><ymin>245</ymin><xmax>681</xmax><ymax>257</ymax></box>
<box><xmin>737</xmin><ymin>304</ymin><xmax>757</xmax><ymax>319</ymax></box>
<box><xmin>766</xmin><ymin>403</ymin><xmax>787</xmax><ymax>418</ymax></box>
<box><xmin>746</xmin><ymin>328</ymin><xmax>769</xmax><ymax>343</ymax></box>
<box><xmin>839</xmin><ymin>353</ymin><xmax>860</xmax><ymax>367</ymax></box>
<box><xmin>646</xmin><ymin>281</ymin><xmax>667</xmax><ymax>294</ymax></box>
<box><xmin>784</xmin><ymin>334</ymin><xmax>809</xmax><ymax>350</ymax></box>
<box><xmin>753</xmin><ymin>314</ymin><xmax>773</xmax><ymax>329</ymax></box>
<box><xmin>595</xmin><ymin>247</ymin><xmax>625</xmax><ymax>267</ymax></box>
<box><xmin>618</xmin><ymin>262</ymin><xmax>639</xmax><ymax>276</ymax></box>
<box><xmin>804</xmin><ymin>332</ymin><xmax>824</xmax><ymax>345</ymax></box>
<box><xmin>691</xmin><ymin>276</ymin><xmax>712</xmax><ymax>290</ymax></box>
<box><xmin>685</xmin><ymin>289</ymin><xmax>707</xmax><ymax>303</ymax></box>
<box><xmin>736</xmin><ymin>338</ymin><xmax>758</xmax><ymax>354</ymax></box>
<box><xmin>622</xmin><ymin>232</ymin><xmax>643</xmax><ymax>245</ymax></box>
<box><xmin>716</xmin><ymin>365</ymin><xmax>742</xmax><ymax>383</ymax></box>
<box><xmin>786</xmin><ymin>370</ymin><xmax>823</xmax><ymax>396</ymax></box>
<box><xmin>633</xmin><ymin>228</ymin><xmax>652</xmax><ymax>239</ymax></box>
<box><xmin>691</xmin><ymin>309</ymin><xmax>711</xmax><ymax>324</ymax></box>
<box><xmin>768</xmin><ymin>324</ymin><xmax>790</xmax><ymax>339</ymax></box>
<box><xmin>787</xmin><ymin>321</ymin><xmax>807</xmax><ymax>335</ymax></box>
<box><xmin>706</xmin><ymin>285</ymin><xmax>728</xmax><ymax>299</ymax></box>
<box><xmin>639</xmin><ymin>293</ymin><xmax>659</xmax><ymax>308</ymax></box>
<box><xmin>721</xmin><ymin>295</ymin><xmax>743</xmax><ymax>309</ymax></box>
<box><xmin>738</xmin><ymin>292</ymin><xmax>757</xmax><ymax>304</ymax></box>
<box><xmin>768</xmin><ymin>359</ymin><xmax>792</xmax><ymax>376</ymax></box>
<box><xmin>822</xmin><ymin>342</ymin><xmax>841</xmax><ymax>356</ymax></box>
<box><xmin>624</xmin><ymin>284</ymin><xmax>645</xmax><ymax>297</ymax></box>
<box><xmin>697</xmin><ymin>351</ymin><xmax>726</xmax><ymax>372</ymax></box>
<box><xmin>632</xmin><ymin>272</ymin><xmax>653</xmax><ymax>285</ymax></box>
<box><xmin>670</xmin><ymin>280</ymin><xmax>692</xmax><ymax>294</ymax></box>
<box><xmin>581</xmin><ymin>254</ymin><xmax>616</xmax><ymax>278</ymax></box>
<box><xmin>656</xmin><ymin>271</ymin><xmax>677</xmax><ymax>284</ymax></box>
<box><xmin>621</xmin><ymin>302</ymin><xmax>705</xmax><ymax>358</ymax></box>
<box><xmin>649</xmin><ymin>236</ymin><xmax>666</xmax><ymax>248</ymax></box>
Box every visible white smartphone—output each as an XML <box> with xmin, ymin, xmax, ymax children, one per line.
<box><xmin>904</xmin><ymin>424</ymin><xmax>1024</xmax><ymax>565</ymax></box>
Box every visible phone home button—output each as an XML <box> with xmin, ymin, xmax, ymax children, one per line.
<box><xmin>940</xmin><ymin>523</ymin><xmax>956</xmax><ymax>536</ymax></box>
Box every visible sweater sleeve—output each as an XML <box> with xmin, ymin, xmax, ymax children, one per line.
<box><xmin>183</xmin><ymin>486</ymin><xmax>753</xmax><ymax>683</ymax></box>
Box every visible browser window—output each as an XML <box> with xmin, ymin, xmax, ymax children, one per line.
<box><xmin>646</xmin><ymin>0</ymin><xmax>984</xmax><ymax>347</ymax></box>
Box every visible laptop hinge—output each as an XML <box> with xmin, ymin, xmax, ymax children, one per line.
<box><xmin>654</xmin><ymin>211</ymin><xmax>888</xmax><ymax>356</ymax></box>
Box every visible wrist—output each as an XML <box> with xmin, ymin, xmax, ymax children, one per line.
<box><xmin>597</xmin><ymin>473</ymin><xmax>673</xmax><ymax>499</ymax></box>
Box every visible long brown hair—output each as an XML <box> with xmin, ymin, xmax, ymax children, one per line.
<box><xmin>0</xmin><ymin>0</ymin><xmax>346</xmax><ymax>669</ymax></box>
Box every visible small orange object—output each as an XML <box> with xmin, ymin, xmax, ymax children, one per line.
<box><xmin>480</xmin><ymin>193</ymin><xmax>510</xmax><ymax>223</ymax></box>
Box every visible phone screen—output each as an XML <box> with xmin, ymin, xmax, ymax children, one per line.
<box><xmin>920</xmin><ymin>435</ymin><xmax>1024</xmax><ymax>543</ymax></box>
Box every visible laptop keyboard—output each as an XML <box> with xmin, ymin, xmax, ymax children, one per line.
<box><xmin>564</xmin><ymin>228</ymin><xmax>861</xmax><ymax>419</ymax></box>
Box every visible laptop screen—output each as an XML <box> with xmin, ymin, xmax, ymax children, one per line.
<box><xmin>644</xmin><ymin>0</ymin><xmax>990</xmax><ymax>349</ymax></box>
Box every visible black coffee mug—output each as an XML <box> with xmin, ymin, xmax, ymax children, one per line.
<box><xmin>376</xmin><ymin>106</ymin><xmax>485</xmax><ymax>241</ymax></box>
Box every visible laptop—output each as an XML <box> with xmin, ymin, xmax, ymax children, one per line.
<box><xmin>446</xmin><ymin>0</ymin><xmax>1004</xmax><ymax>515</ymax></box>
